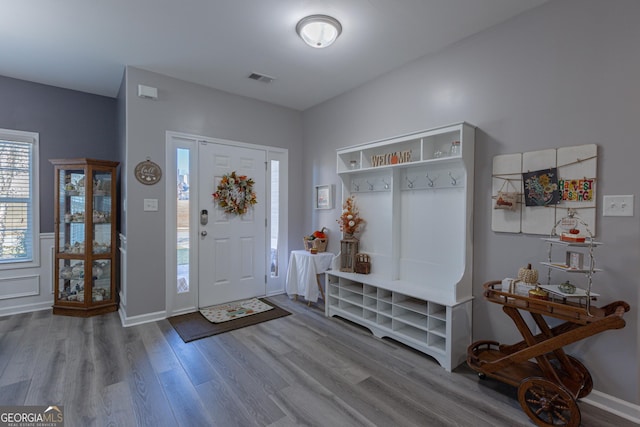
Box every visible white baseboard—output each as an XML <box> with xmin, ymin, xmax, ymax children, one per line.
<box><xmin>118</xmin><ymin>307</ymin><xmax>167</xmax><ymax>327</ymax></box>
<box><xmin>0</xmin><ymin>301</ymin><xmax>52</xmax><ymax>317</ymax></box>
<box><xmin>266</xmin><ymin>290</ymin><xmax>286</xmax><ymax>297</ymax></box>
<box><xmin>582</xmin><ymin>389</ymin><xmax>640</xmax><ymax>424</ymax></box>
<box><xmin>169</xmin><ymin>306</ymin><xmax>197</xmax><ymax>317</ymax></box>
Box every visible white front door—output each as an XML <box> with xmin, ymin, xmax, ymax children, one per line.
<box><xmin>198</xmin><ymin>141</ymin><xmax>267</xmax><ymax>307</ymax></box>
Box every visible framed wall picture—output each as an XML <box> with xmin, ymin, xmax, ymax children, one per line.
<box><xmin>315</xmin><ymin>184</ymin><xmax>334</xmax><ymax>210</ymax></box>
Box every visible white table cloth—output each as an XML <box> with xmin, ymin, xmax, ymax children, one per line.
<box><xmin>286</xmin><ymin>250</ymin><xmax>334</xmax><ymax>302</ymax></box>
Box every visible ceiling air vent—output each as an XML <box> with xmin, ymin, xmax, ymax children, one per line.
<box><xmin>248</xmin><ymin>72</ymin><xmax>275</xmax><ymax>84</ymax></box>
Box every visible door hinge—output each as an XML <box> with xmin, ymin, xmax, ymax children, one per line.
<box><xmin>265</xmin><ymin>161</ymin><xmax>268</xmax><ymax>171</ymax></box>
<box><xmin>264</xmin><ymin>274</ymin><xmax>267</xmax><ymax>284</ymax></box>
<box><xmin>265</xmin><ymin>218</ymin><xmax>268</xmax><ymax>227</ymax></box>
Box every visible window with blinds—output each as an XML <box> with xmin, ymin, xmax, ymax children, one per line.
<box><xmin>0</xmin><ymin>129</ymin><xmax>39</xmax><ymax>266</ymax></box>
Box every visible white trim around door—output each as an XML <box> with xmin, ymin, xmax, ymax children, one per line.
<box><xmin>165</xmin><ymin>131</ymin><xmax>288</xmax><ymax>317</ymax></box>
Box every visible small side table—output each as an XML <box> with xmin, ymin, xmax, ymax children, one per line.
<box><xmin>286</xmin><ymin>250</ymin><xmax>334</xmax><ymax>305</ymax></box>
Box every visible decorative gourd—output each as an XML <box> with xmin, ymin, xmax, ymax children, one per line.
<box><xmin>559</xmin><ymin>280</ymin><xmax>576</xmax><ymax>294</ymax></box>
<box><xmin>518</xmin><ymin>263</ymin><xmax>538</xmax><ymax>284</ymax></box>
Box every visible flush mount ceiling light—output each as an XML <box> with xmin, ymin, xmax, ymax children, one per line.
<box><xmin>296</xmin><ymin>15</ymin><xmax>342</xmax><ymax>48</ymax></box>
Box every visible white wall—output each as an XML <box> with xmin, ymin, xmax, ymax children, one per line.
<box><xmin>122</xmin><ymin>67</ymin><xmax>303</xmax><ymax>318</ymax></box>
<box><xmin>302</xmin><ymin>0</ymin><xmax>640</xmax><ymax>407</ymax></box>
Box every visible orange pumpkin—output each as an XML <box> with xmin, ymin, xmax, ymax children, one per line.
<box><xmin>313</xmin><ymin>227</ymin><xmax>327</xmax><ymax>239</ymax></box>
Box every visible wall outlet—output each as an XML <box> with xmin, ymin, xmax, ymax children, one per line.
<box><xmin>603</xmin><ymin>195</ymin><xmax>634</xmax><ymax>217</ymax></box>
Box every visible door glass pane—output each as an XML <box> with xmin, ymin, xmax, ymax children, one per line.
<box><xmin>58</xmin><ymin>258</ymin><xmax>84</xmax><ymax>303</ymax></box>
<box><xmin>177</xmin><ymin>148</ymin><xmax>190</xmax><ymax>293</ymax></box>
<box><xmin>59</xmin><ymin>169</ymin><xmax>86</xmax><ymax>254</ymax></box>
<box><xmin>270</xmin><ymin>160</ymin><xmax>279</xmax><ymax>277</ymax></box>
<box><xmin>92</xmin><ymin>259</ymin><xmax>111</xmax><ymax>301</ymax></box>
<box><xmin>92</xmin><ymin>170</ymin><xmax>112</xmax><ymax>255</ymax></box>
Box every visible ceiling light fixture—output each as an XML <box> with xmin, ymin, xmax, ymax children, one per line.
<box><xmin>296</xmin><ymin>15</ymin><xmax>342</xmax><ymax>48</ymax></box>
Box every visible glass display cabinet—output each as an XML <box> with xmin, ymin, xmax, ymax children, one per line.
<box><xmin>50</xmin><ymin>158</ymin><xmax>119</xmax><ymax>316</ymax></box>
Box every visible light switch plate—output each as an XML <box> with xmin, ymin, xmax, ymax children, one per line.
<box><xmin>143</xmin><ymin>198</ymin><xmax>158</xmax><ymax>212</ymax></box>
<box><xmin>603</xmin><ymin>195</ymin><xmax>634</xmax><ymax>217</ymax></box>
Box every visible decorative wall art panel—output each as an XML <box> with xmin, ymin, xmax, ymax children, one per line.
<box><xmin>522</xmin><ymin>168</ymin><xmax>561</xmax><ymax>207</ymax></box>
<box><xmin>557</xmin><ymin>144</ymin><xmax>597</xmax><ymax>234</ymax></box>
<box><xmin>492</xmin><ymin>144</ymin><xmax>597</xmax><ymax>236</ymax></box>
<box><xmin>522</xmin><ymin>149</ymin><xmax>557</xmax><ymax>234</ymax></box>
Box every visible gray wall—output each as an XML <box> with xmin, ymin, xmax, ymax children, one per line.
<box><xmin>302</xmin><ymin>0</ymin><xmax>639</xmax><ymax>404</ymax></box>
<box><xmin>0</xmin><ymin>75</ymin><xmax>118</xmax><ymax>233</ymax></box>
<box><xmin>123</xmin><ymin>67</ymin><xmax>303</xmax><ymax>317</ymax></box>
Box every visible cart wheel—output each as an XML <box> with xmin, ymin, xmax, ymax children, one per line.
<box><xmin>518</xmin><ymin>377</ymin><xmax>580</xmax><ymax>427</ymax></box>
<box><xmin>552</xmin><ymin>355</ymin><xmax>593</xmax><ymax>399</ymax></box>
<box><xmin>567</xmin><ymin>356</ymin><xmax>593</xmax><ymax>398</ymax></box>
<box><xmin>477</xmin><ymin>373</ymin><xmax>486</xmax><ymax>380</ymax></box>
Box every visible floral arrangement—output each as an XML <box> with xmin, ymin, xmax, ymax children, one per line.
<box><xmin>337</xmin><ymin>195</ymin><xmax>364</xmax><ymax>236</ymax></box>
<box><xmin>212</xmin><ymin>171</ymin><xmax>257</xmax><ymax>215</ymax></box>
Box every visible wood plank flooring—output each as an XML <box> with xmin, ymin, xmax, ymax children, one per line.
<box><xmin>0</xmin><ymin>294</ymin><xmax>633</xmax><ymax>426</ymax></box>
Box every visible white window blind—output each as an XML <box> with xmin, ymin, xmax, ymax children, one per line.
<box><xmin>0</xmin><ymin>129</ymin><xmax>38</xmax><ymax>265</ymax></box>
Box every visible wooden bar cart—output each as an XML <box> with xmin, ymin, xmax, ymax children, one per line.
<box><xmin>467</xmin><ymin>281</ymin><xmax>629</xmax><ymax>427</ymax></box>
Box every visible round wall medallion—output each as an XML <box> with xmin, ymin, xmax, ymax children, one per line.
<box><xmin>134</xmin><ymin>159</ymin><xmax>162</xmax><ymax>185</ymax></box>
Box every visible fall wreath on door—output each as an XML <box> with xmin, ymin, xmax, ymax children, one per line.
<box><xmin>212</xmin><ymin>171</ymin><xmax>257</xmax><ymax>215</ymax></box>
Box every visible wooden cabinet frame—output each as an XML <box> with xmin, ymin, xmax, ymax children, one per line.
<box><xmin>51</xmin><ymin>158</ymin><xmax>119</xmax><ymax>316</ymax></box>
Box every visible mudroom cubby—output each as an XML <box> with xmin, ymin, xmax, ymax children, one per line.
<box><xmin>326</xmin><ymin>271</ymin><xmax>472</xmax><ymax>371</ymax></box>
<box><xmin>327</xmin><ymin>122</ymin><xmax>475</xmax><ymax>372</ymax></box>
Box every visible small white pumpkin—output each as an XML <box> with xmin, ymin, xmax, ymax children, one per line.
<box><xmin>517</xmin><ymin>263</ymin><xmax>539</xmax><ymax>284</ymax></box>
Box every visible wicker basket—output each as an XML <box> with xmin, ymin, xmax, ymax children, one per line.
<box><xmin>303</xmin><ymin>236</ymin><xmax>328</xmax><ymax>252</ymax></box>
<box><xmin>355</xmin><ymin>253</ymin><xmax>371</xmax><ymax>274</ymax></box>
